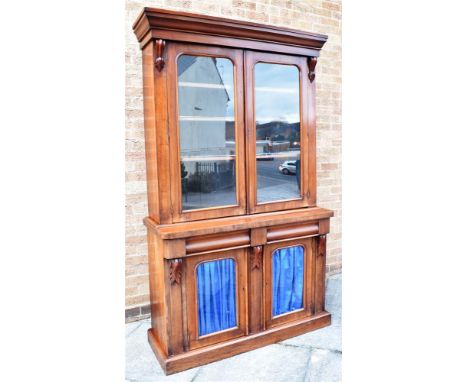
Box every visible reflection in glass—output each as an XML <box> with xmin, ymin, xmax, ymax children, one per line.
<box><xmin>272</xmin><ymin>246</ymin><xmax>304</xmax><ymax>316</ymax></box>
<box><xmin>196</xmin><ymin>259</ymin><xmax>237</xmax><ymax>336</ymax></box>
<box><xmin>254</xmin><ymin>63</ymin><xmax>301</xmax><ymax>203</ymax></box>
<box><xmin>177</xmin><ymin>55</ymin><xmax>237</xmax><ymax>210</ymax></box>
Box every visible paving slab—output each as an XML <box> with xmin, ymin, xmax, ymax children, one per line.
<box><xmin>126</xmin><ymin>320</ymin><xmax>142</xmax><ymax>338</ymax></box>
<box><xmin>305</xmin><ymin>348</ymin><xmax>342</xmax><ymax>382</ymax></box>
<box><xmin>125</xmin><ymin>319</ymin><xmax>200</xmax><ymax>382</ymax></box>
<box><xmin>280</xmin><ymin>273</ymin><xmax>342</xmax><ymax>351</ymax></box>
<box><xmin>194</xmin><ymin>343</ymin><xmax>311</xmax><ymax>382</ymax></box>
<box><xmin>280</xmin><ymin>323</ymin><xmax>342</xmax><ymax>352</ymax></box>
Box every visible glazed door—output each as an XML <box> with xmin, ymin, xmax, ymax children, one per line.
<box><xmin>245</xmin><ymin>51</ymin><xmax>316</xmax><ymax>214</ymax></box>
<box><xmin>185</xmin><ymin>249</ymin><xmax>248</xmax><ymax>350</ymax></box>
<box><xmin>166</xmin><ymin>45</ymin><xmax>317</xmax><ymax>221</ymax></box>
<box><xmin>167</xmin><ymin>43</ymin><xmax>247</xmax><ymax>222</ymax></box>
<box><xmin>264</xmin><ymin>238</ymin><xmax>315</xmax><ymax>328</ymax></box>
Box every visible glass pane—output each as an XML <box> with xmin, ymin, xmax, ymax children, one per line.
<box><xmin>254</xmin><ymin>63</ymin><xmax>301</xmax><ymax>203</ymax></box>
<box><xmin>177</xmin><ymin>55</ymin><xmax>237</xmax><ymax>210</ymax></box>
<box><xmin>272</xmin><ymin>246</ymin><xmax>304</xmax><ymax>316</ymax></box>
<box><xmin>196</xmin><ymin>258</ymin><xmax>237</xmax><ymax>336</ymax></box>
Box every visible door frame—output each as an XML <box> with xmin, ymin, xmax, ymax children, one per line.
<box><xmin>263</xmin><ymin>237</ymin><xmax>315</xmax><ymax>328</ymax></box>
<box><xmin>185</xmin><ymin>248</ymin><xmax>248</xmax><ymax>350</ymax></box>
<box><xmin>244</xmin><ymin>50</ymin><xmax>317</xmax><ymax>214</ymax></box>
<box><xmin>166</xmin><ymin>42</ymin><xmax>247</xmax><ymax>223</ymax></box>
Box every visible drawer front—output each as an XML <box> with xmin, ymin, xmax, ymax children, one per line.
<box><xmin>185</xmin><ymin>249</ymin><xmax>248</xmax><ymax>350</ymax></box>
<box><xmin>264</xmin><ymin>237</ymin><xmax>316</xmax><ymax>328</ymax></box>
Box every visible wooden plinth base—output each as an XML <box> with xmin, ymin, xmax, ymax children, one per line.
<box><xmin>148</xmin><ymin>311</ymin><xmax>331</xmax><ymax>375</ymax></box>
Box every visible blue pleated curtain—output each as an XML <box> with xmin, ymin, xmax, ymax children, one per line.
<box><xmin>196</xmin><ymin>258</ymin><xmax>237</xmax><ymax>336</ymax></box>
<box><xmin>272</xmin><ymin>245</ymin><xmax>304</xmax><ymax>316</ymax></box>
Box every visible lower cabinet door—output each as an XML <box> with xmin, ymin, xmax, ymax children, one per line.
<box><xmin>185</xmin><ymin>249</ymin><xmax>247</xmax><ymax>350</ymax></box>
<box><xmin>264</xmin><ymin>238</ymin><xmax>315</xmax><ymax>328</ymax></box>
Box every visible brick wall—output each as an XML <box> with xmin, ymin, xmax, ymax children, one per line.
<box><xmin>125</xmin><ymin>0</ymin><xmax>341</xmax><ymax>321</ymax></box>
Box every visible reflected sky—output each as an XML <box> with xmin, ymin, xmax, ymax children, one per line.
<box><xmin>255</xmin><ymin>63</ymin><xmax>299</xmax><ymax>124</ymax></box>
<box><xmin>255</xmin><ymin>63</ymin><xmax>301</xmax><ymax>203</ymax></box>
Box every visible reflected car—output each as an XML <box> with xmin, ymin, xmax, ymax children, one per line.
<box><xmin>279</xmin><ymin>161</ymin><xmax>297</xmax><ymax>175</ymax></box>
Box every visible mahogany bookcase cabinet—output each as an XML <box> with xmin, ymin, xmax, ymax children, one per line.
<box><xmin>133</xmin><ymin>7</ymin><xmax>334</xmax><ymax>375</ymax></box>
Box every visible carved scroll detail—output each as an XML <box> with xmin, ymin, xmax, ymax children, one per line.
<box><xmin>251</xmin><ymin>246</ymin><xmax>263</xmax><ymax>270</ymax></box>
<box><xmin>169</xmin><ymin>259</ymin><xmax>182</xmax><ymax>285</ymax></box>
<box><xmin>154</xmin><ymin>39</ymin><xmax>166</xmax><ymax>72</ymax></box>
<box><xmin>307</xmin><ymin>57</ymin><xmax>318</xmax><ymax>82</ymax></box>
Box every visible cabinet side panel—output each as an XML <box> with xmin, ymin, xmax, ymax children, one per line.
<box><xmin>307</xmin><ymin>73</ymin><xmax>317</xmax><ymax>206</ymax></box>
<box><xmin>147</xmin><ymin>231</ymin><xmax>168</xmax><ymax>355</ymax></box>
<box><xmin>142</xmin><ymin>42</ymin><xmax>160</xmax><ymax>221</ymax></box>
<box><xmin>154</xmin><ymin>42</ymin><xmax>173</xmax><ymax>224</ymax></box>
<box><xmin>315</xmin><ymin>235</ymin><xmax>326</xmax><ymax>312</ymax></box>
<box><xmin>164</xmin><ymin>256</ymin><xmax>185</xmax><ymax>356</ymax></box>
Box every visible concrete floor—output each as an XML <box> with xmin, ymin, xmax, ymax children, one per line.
<box><xmin>126</xmin><ymin>273</ymin><xmax>341</xmax><ymax>382</ymax></box>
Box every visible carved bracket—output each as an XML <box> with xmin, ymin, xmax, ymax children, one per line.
<box><xmin>318</xmin><ymin>235</ymin><xmax>326</xmax><ymax>257</ymax></box>
<box><xmin>251</xmin><ymin>246</ymin><xmax>263</xmax><ymax>270</ymax></box>
<box><xmin>307</xmin><ymin>57</ymin><xmax>318</xmax><ymax>82</ymax></box>
<box><xmin>169</xmin><ymin>258</ymin><xmax>183</xmax><ymax>285</ymax></box>
<box><xmin>154</xmin><ymin>39</ymin><xmax>166</xmax><ymax>72</ymax></box>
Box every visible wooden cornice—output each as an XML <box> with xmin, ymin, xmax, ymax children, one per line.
<box><xmin>133</xmin><ymin>7</ymin><xmax>328</xmax><ymax>54</ymax></box>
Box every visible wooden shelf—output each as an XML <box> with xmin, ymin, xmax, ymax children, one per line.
<box><xmin>179</xmin><ymin>116</ymin><xmax>234</xmax><ymax>122</ymax></box>
<box><xmin>255</xmin><ymin>152</ymin><xmax>299</xmax><ymax>159</ymax></box>
<box><xmin>145</xmin><ymin>207</ymin><xmax>333</xmax><ymax>239</ymax></box>
<box><xmin>255</xmin><ymin>86</ymin><xmax>298</xmax><ymax>93</ymax></box>
<box><xmin>181</xmin><ymin>155</ymin><xmax>235</xmax><ymax>161</ymax></box>
<box><xmin>179</xmin><ymin>81</ymin><xmax>232</xmax><ymax>90</ymax></box>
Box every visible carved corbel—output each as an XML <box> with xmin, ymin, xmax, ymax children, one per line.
<box><xmin>251</xmin><ymin>246</ymin><xmax>263</xmax><ymax>270</ymax></box>
<box><xmin>169</xmin><ymin>258</ymin><xmax>183</xmax><ymax>285</ymax></box>
<box><xmin>318</xmin><ymin>235</ymin><xmax>326</xmax><ymax>257</ymax></box>
<box><xmin>154</xmin><ymin>39</ymin><xmax>166</xmax><ymax>72</ymax></box>
<box><xmin>307</xmin><ymin>56</ymin><xmax>318</xmax><ymax>82</ymax></box>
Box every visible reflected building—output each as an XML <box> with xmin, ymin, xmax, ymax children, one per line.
<box><xmin>177</xmin><ymin>56</ymin><xmax>237</xmax><ymax>209</ymax></box>
<box><xmin>178</xmin><ymin>56</ymin><xmax>234</xmax><ymax>174</ymax></box>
